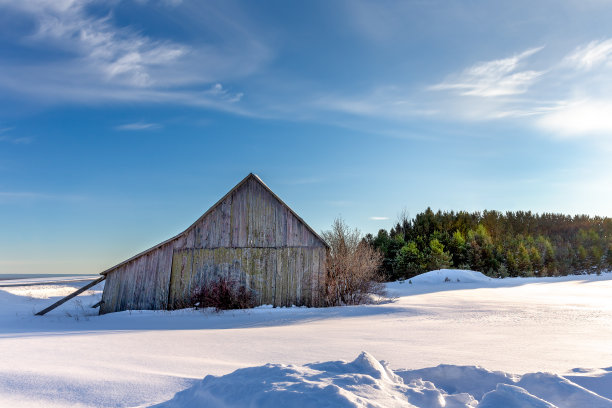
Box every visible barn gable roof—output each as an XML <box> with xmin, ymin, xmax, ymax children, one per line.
<box><xmin>101</xmin><ymin>173</ymin><xmax>328</xmax><ymax>275</ymax></box>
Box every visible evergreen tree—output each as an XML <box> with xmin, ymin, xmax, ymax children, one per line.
<box><xmin>448</xmin><ymin>230</ymin><xmax>469</xmax><ymax>268</ymax></box>
<box><xmin>426</xmin><ymin>238</ymin><xmax>452</xmax><ymax>270</ymax></box>
<box><xmin>394</xmin><ymin>241</ymin><xmax>425</xmax><ymax>278</ymax></box>
<box><xmin>529</xmin><ymin>246</ymin><xmax>542</xmax><ymax>275</ymax></box>
<box><xmin>505</xmin><ymin>250</ymin><xmax>517</xmax><ymax>276</ymax></box>
<box><xmin>577</xmin><ymin>245</ymin><xmax>589</xmax><ymax>271</ymax></box>
<box><xmin>517</xmin><ymin>242</ymin><xmax>532</xmax><ymax>276</ymax></box>
<box><xmin>363</xmin><ymin>207</ymin><xmax>611</xmax><ymax>280</ymax></box>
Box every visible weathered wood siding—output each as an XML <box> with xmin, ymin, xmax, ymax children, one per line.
<box><xmin>100</xmin><ymin>242</ymin><xmax>175</xmax><ymax>314</ymax></box>
<box><xmin>99</xmin><ymin>175</ymin><xmax>327</xmax><ymax>314</ymax></box>
<box><xmin>167</xmin><ymin>247</ymin><xmax>326</xmax><ymax>309</ymax></box>
<box><xmin>185</xmin><ymin>177</ymin><xmax>323</xmax><ymax>249</ymax></box>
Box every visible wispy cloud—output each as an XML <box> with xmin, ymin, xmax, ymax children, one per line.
<box><xmin>204</xmin><ymin>83</ymin><xmax>244</xmax><ymax>103</ymax></box>
<box><xmin>565</xmin><ymin>39</ymin><xmax>612</xmax><ymax>71</ymax></box>
<box><xmin>310</xmin><ymin>48</ymin><xmax>549</xmax><ymax>123</ymax></box>
<box><xmin>314</xmin><ymin>86</ymin><xmax>437</xmax><ymax>120</ymax></box>
<box><xmin>115</xmin><ymin>122</ymin><xmax>161</xmax><ymax>131</ymax></box>
<box><xmin>310</xmin><ymin>38</ymin><xmax>612</xmax><ymax>138</ymax></box>
<box><xmin>533</xmin><ymin>37</ymin><xmax>612</xmax><ymax>138</ymax></box>
<box><xmin>0</xmin><ymin>0</ymin><xmax>268</xmax><ymax>113</ymax></box>
<box><xmin>0</xmin><ymin>127</ymin><xmax>32</xmax><ymax>144</ymax></box>
<box><xmin>17</xmin><ymin>0</ymin><xmax>189</xmax><ymax>88</ymax></box>
<box><xmin>431</xmin><ymin>47</ymin><xmax>545</xmax><ymax>97</ymax></box>
<box><xmin>0</xmin><ymin>136</ymin><xmax>32</xmax><ymax>144</ymax></box>
<box><xmin>419</xmin><ymin>39</ymin><xmax>612</xmax><ymax>132</ymax></box>
<box><xmin>369</xmin><ymin>216</ymin><xmax>389</xmax><ymax>221</ymax></box>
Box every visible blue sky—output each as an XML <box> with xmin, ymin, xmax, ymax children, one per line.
<box><xmin>1</xmin><ymin>0</ymin><xmax>612</xmax><ymax>275</ymax></box>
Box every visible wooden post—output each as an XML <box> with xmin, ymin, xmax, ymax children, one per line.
<box><xmin>35</xmin><ymin>276</ymin><xmax>106</xmax><ymax>316</ymax></box>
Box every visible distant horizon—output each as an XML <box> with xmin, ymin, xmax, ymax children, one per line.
<box><xmin>0</xmin><ymin>273</ymin><xmax>99</xmax><ymax>279</ymax></box>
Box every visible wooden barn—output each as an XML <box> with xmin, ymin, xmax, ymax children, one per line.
<box><xmin>98</xmin><ymin>173</ymin><xmax>328</xmax><ymax>314</ymax></box>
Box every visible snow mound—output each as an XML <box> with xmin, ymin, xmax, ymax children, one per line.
<box><xmin>517</xmin><ymin>372</ymin><xmax>612</xmax><ymax>408</ymax></box>
<box><xmin>566</xmin><ymin>367</ymin><xmax>612</xmax><ymax>400</ymax></box>
<box><xmin>152</xmin><ymin>353</ymin><xmax>612</xmax><ymax>408</ymax></box>
<box><xmin>408</xmin><ymin>269</ymin><xmax>493</xmax><ymax>284</ymax></box>
<box><xmin>151</xmin><ymin>352</ymin><xmax>476</xmax><ymax>408</ymax></box>
<box><xmin>479</xmin><ymin>384</ymin><xmax>556</xmax><ymax>408</ymax></box>
<box><xmin>397</xmin><ymin>364</ymin><xmax>516</xmax><ymax>400</ymax></box>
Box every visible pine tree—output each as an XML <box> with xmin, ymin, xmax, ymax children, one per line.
<box><xmin>426</xmin><ymin>238</ymin><xmax>452</xmax><ymax>271</ymax></box>
<box><xmin>394</xmin><ymin>241</ymin><xmax>424</xmax><ymax>279</ymax></box>
<box><xmin>505</xmin><ymin>250</ymin><xmax>517</xmax><ymax>276</ymax></box>
<box><xmin>517</xmin><ymin>242</ymin><xmax>532</xmax><ymax>276</ymax></box>
<box><xmin>449</xmin><ymin>230</ymin><xmax>468</xmax><ymax>268</ymax></box>
<box><xmin>529</xmin><ymin>246</ymin><xmax>543</xmax><ymax>275</ymax></box>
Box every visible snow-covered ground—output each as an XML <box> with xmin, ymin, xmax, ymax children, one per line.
<box><xmin>1</xmin><ymin>270</ymin><xmax>612</xmax><ymax>407</ymax></box>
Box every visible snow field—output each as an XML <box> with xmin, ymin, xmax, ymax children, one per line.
<box><xmin>1</xmin><ymin>270</ymin><xmax>611</xmax><ymax>407</ymax></box>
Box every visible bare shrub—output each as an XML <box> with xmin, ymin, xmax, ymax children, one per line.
<box><xmin>191</xmin><ymin>277</ymin><xmax>255</xmax><ymax>312</ymax></box>
<box><xmin>322</xmin><ymin>218</ymin><xmax>385</xmax><ymax>306</ymax></box>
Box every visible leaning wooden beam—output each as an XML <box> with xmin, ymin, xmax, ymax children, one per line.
<box><xmin>91</xmin><ymin>300</ymin><xmax>104</xmax><ymax>309</ymax></box>
<box><xmin>35</xmin><ymin>276</ymin><xmax>106</xmax><ymax>316</ymax></box>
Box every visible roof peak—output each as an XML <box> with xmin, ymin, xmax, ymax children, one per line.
<box><xmin>101</xmin><ymin>173</ymin><xmax>328</xmax><ymax>274</ymax></box>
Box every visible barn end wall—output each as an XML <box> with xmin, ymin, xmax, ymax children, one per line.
<box><xmin>99</xmin><ymin>176</ymin><xmax>327</xmax><ymax>314</ymax></box>
<box><xmin>168</xmin><ymin>246</ymin><xmax>327</xmax><ymax>309</ymax></box>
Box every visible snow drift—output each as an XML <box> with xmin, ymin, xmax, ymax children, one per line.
<box><xmin>151</xmin><ymin>352</ymin><xmax>476</xmax><ymax>408</ymax></box>
<box><xmin>152</xmin><ymin>352</ymin><xmax>612</xmax><ymax>408</ymax></box>
<box><xmin>408</xmin><ymin>269</ymin><xmax>493</xmax><ymax>284</ymax></box>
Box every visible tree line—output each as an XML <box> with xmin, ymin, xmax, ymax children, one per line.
<box><xmin>364</xmin><ymin>208</ymin><xmax>612</xmax><ymax>280</ymax></box>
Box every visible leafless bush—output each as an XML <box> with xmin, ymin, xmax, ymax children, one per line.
<box><xmin>322</xmin><ymin>218</ymin><xmax>385</xmax><ymax>306</ymax></box>
<box><xmin>191</xmin><ymin>277</ymin><xmax>255</xmax><ymax>312</ymax></box>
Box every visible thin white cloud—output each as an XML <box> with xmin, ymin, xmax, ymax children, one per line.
<box><xmin>204</xmin><ymin>83</ymin><xmax>244</xmax><ymax>103</ymax></box>
<box><xmin>537</xmin><ymin>99</ymin><xmax>612</xmax><ymax>138</ymax></box>
<box><xmin>431</xmin><ymin>47</ymin><xmax>545</xmax><ymax>97</ymax></box>
<box><xmin>15</xmin><ymin>0</ymin><xmax>189</xmax><ymax>88</ymax></box>
<box><xmin>369</xmin><ymin>216</ymin><xmax>389</xmax><ymax>221</ymax></box>
<box><xmin>313</xmin><ymin>48</ymin><xmax>549</xmax><ymax>124</ymax></box>
<box><xmin>115</xmin><ymin>122</ymin><xmax>161</xmax><ymax>131</ymax></box>
<box><xmin>0</xmin><ymin>128</ymin><xmax>32</xmax><ymax>144</ymax></box>
<box><xmin>0</xmin><ymin>136</ymin><xmax>32</xmax><ymax>144</ymax></box>
<box><xmin>0</xmin><ymin>0</ymin><xmax>268</xmax><ymax>112</ymax></box>
<box><xmin>314</xmin><ymin>85</ymin><xmax>438</xmax><ymax>120</ymax></box>
<box><xmin>565</xmin><ymin>39</ymin><xmax>612</xmax><ymax>71</ymax></box>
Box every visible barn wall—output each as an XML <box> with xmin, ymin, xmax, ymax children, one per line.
<box><xmin>99</xmin><ymin>242</ymin><xmax>176</xmax><ymax>314</ymax></box>
<box><xmin>187</xmin><ymin>177</ymin><xmax>324</xmax><ymax>249</ymax></box>
<box><xmin>167</xmin><ymin>246</ymin><xmax>327</xmax><ymax>309</ymax></box>
<box><xmin>99</xmin><ymin>176</ymin><xmax>327</xmax><ymax>314</ymax></box>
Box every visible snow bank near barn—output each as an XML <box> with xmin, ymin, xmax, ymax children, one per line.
<box><xmin>409</xmin><ymin>269</ymin><xmax>493</xmax><ymax>284</ymax></box>
<box><xmin>152</xmin><ymin>352</ymin><xmax>612</xmax><ymax>408</ymax></box>
<box><xmin>386</xmin><ymin>269</ymin><xmax>494</xmax><ymax>297</ymax></box>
